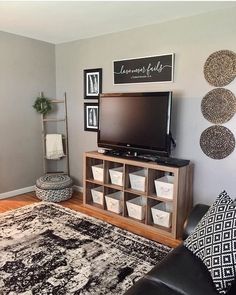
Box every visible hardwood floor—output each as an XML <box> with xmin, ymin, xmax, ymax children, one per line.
<box><xmin>0</xmin><ymin>191</ymin><xmax>84</xmax><ymax>213</ymax></box>
<box><xmin>0</xmin><ymin>191</ymin><xmax>41</xmax><ymax>213</ymax></box>
<box><xmin>0</xmin><ymin>191</ymin><xmax>180</xmax><ymax>248</ymax></box>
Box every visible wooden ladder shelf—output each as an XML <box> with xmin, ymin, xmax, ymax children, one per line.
<box><xmin>41</xmin><ymin>93</ymin><xmax>70</xmax><ymax>175</ymax></box>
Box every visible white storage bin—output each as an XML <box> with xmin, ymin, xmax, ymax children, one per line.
<box><xmin>91</xmin><ymin>186</ymin><xmax>103</xmax><ymax>205</ymax></box>
<box><xmin>151</xmin><ymin>202</ymin><xmax>172</xmax><ymax>228</ymax></box>
<box><xmin>154</xmin><ymin>175</ymin><xmax>174</xmax><ymax>199</ymax></box>
<box><xmin>126</xmin><ymin>196</ymin><xmax>146</xmax><ymax>220</ymax></box>
<box><xmin>91</xmin><ymin>164</ymin><xmax>104</xmax><ymax>182</ymax></box>
<box><xmin>129</xmin><ymin>169</ymin><xmax>147</xmax><ymax>192</ymax></box>
<box><xmin>105</xmin><ymin>191</ymin><xmax>122</xmax><ymax>214</ymax></box>
<box><xmin>109</xmin><ymin>166</ymin><xmax>123</xmax><ymax>186</ymax></box>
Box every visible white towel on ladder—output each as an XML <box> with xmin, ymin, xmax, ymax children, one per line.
<box><xmin>46</xmin><ymin>134</ymin><xmax>64</xmax><ymax>160</ymax></box>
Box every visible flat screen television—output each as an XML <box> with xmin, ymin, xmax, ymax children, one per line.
<box><xmin>98</xmin><ymin>92</ymin><xmax>172</xmax><ymax>156</ymax></box>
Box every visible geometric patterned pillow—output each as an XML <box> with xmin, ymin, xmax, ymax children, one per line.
<box><xmin>184</xmin><ymin>191</ymin><xmax>236</xmax><ymax>295</ymax></box>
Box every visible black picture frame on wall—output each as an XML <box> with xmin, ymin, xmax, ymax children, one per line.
<box><xmin>84</xmin><ymin>103</ymin><xmax>99</xmax><ymax>132</ymax></box>
<box><xmin>84</xmin><ymin>68</ymin><xmax>102</xmax><ymax>99</ymax></box>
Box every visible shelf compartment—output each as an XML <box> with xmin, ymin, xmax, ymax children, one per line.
<box><xmin>86</xmin><ymin>157</ymin><xmax>103</xmax><ymax>181</ymax></box>
<box><xmin>147</xmin><ymin>198</ymin><xmax>173</xmax><ymax>230</ymax></box>
<box><xmin>104</xmin><ymin>187</ymin><xmax>123</xmax><ymax>216</ymax></box>
<box><xmin>91</xmin><ymin>186</ymin><xmax>104</xmax><ymax>206</ymax></box>
<box><xmin>85</xmin><ymin>182</ymin><xmax>104</xmax><ymax>209</ymax></box>
<box><xmin>104</xmin><ymin>161</ymin><xmax>124</xmax><ymax>187</ymax></box>
<box><xmin>125</xmin><ymin>165</ymin><xmax>148</xmax><ymax>193</ymax></box>
<box><xmin>126</xmin><ymin>196</ymin><xmax>146</xmax><ymax>221</ymax></box>
<box><xmin>91</xmin><ymin>164</ymin><xmax>104</xmax><ymax>182</ymax></box>
<box><xmin>124</xmin><ymin>192</ymin><xmax>147</xmax><ymax>223</ymax></box>
<box><xmin>147</xmin><ymin>168</ymin><xmax>165</xmax><ymax>196</ymax></box>
<box><xmin>154</xmin><ymin>175</ymin><xmax>174</xmax><ymax>200</ymax></box>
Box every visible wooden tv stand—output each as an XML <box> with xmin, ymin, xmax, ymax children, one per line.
<box><xmin>83</xmin><ymin>151</ymin><xmax>193</xmax><ymax>247</ymax></box>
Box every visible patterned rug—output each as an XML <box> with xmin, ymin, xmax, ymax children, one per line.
<box><xmin>0</xmin><ymin>203</ymin><xmax>171</xmax><ymax>295</ymax></box>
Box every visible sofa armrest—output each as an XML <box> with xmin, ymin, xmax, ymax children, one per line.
<box><xmin>183</xmin><ymin>204</ymin><xmax>209</xmax><ymax>240</ymax></box>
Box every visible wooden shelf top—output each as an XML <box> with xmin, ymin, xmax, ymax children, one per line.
<box><xmin>103</xmin><ymin>183</ymin><xmax>123</xmax><ymax>190</ymax></box>
<box><xmin>148</xmin><ymin>194</ymin><xmax>174</xmax><ymax>202</ymax></box>
<box><xmin>85</xmin><ymin>151</ymin><xmax>183</xmax><ymax>173</ymax></box>
<box><xmin>86</xmin><ymin>178</ymin><xmax>104</xmax><ymax>186</ymax></box>
<box><xmin>125</xmin><ymin>188</ymin><xmax>147</xmax><ymax>196</ymax></box>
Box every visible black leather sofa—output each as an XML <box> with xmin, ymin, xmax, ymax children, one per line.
<box><xmin>124</xmin><ymin>204</ymin><xmax>236</xmax><ymax>295</ymax></box>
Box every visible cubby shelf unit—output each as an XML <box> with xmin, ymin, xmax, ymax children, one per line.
<box><xmin>83</xmin><ymin>151</ymin><xmax>193</xmax><ymax>246</ymax></box>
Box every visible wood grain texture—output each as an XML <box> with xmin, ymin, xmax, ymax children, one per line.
<box><xmin>0</xmin><ymin>191</ymin><xmax>82</xmax><ymax>213</ymax></box>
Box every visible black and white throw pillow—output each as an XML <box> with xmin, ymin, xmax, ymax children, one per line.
<box><xmin>184</xmin><ymin>191</ymin><xmax>236</xmax><ymax>294</ymax></box>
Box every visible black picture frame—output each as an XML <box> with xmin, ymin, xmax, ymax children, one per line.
<box><xmin>84</xmin><ymin>68</ymin><xmax>102</xmax><ymax>99</ymax></box>
<box><xmin>84</xmin><ymin>103</ymin><xmax>99</xmax><ymax>132</ymax></box>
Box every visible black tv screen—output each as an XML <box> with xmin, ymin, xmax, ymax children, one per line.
<box><xmin>98</xmin><ymin>92</ymin><xmax>172</xmax><ymax>156</ymax></box>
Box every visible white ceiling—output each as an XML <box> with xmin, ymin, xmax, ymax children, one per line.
<box><xmin>0</xmin><ymin>1</ymin><xmax>236</xmax><ymax>44</ymax></box>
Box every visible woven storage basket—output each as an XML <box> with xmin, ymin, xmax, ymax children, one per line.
<box><xmin>35</xmin><ymin>186</ymin><xmax>73</xmax><ymax>202</ymax></box>
<box><xmin>36</xmin><ymin>174</ymin><xmax>73</xmax><ymax>190</ymax></box>
<box><xmin>35</xmin><ymin>174</ymin><xmax>73</xmax><ymax>202</ymax></box>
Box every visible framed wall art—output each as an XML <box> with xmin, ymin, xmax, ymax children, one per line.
<box><xmin>84</xmin><ymin>103</ymin><xmax>99</xmax><ymax>132</ymax></box>
<box><xmin>84</xmin><ymin>68</ymin><xmax>102</xmax><ymax>99</ymax></box>
<box><xmin>113</xmin><ymin>54</ymin><xmax>174</xmax><ymax>85</ymax></box>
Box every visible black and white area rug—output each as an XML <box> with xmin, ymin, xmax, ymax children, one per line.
<box><xmin>0</xmin><ymin>203</ymin><xmax>171</xmax><ymax>295</ymax></box>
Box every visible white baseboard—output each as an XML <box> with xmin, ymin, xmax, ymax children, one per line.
<box><xmin>0</xmin><ymin>186</ymin><xmax>35</xmax><ymax>200</ymax></box>
<box><xmin>0</xmin><ymin>185</ymin><xmax>83</xmax><ymax>200</ymax></box>
<box><xmin>73</xmin><ymin>185</ymin><xmax>83</xmax><ymax>193</ymax></box>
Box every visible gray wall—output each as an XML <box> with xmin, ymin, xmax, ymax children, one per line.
<box><xmin>56</xmin><ymin>7</ymin><xmax>236</xmax><ymax>205</ymax></box>
<box><xmin>0</xmin><ymin>31</ymin><xmax>55</xmax><ymax>193</ymax></box>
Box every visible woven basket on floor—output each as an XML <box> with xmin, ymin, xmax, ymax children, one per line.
<box><xmin>35</xmin><ymin>174</ymin><xmax>73</xmax><ymax>202</ymax></box>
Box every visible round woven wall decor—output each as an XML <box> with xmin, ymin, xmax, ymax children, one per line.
<box><xmin>204</xmin><ymin>50</ymin><xmax>236</xmax><ymax>87</ymax></box>
<box><xmin>200</xmin><ymin>125</ymin><xmax>235</xmax><ymax>159</ymax></box>
<box><xmin>201</xmin><ymin>88</ymin><xmax>236</xmax><ymax>124</ymax></box>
